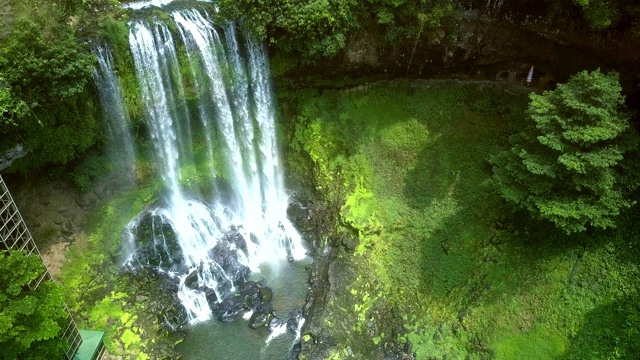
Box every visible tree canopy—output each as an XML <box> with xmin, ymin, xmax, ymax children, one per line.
<box><xmin>215</xmin><ymin>0</ymin><xmax>640</xmax><ymax>62</ymax></box>
<box><xmin>216</xmin><ymin>0</ymin><xmax>359</xmax><ymax>59</ymax></box>
<box><xmin>570</xmin><ymin>0</ymin><xmax>640</xmax><ymax>30</ymax></box>
<box><xmin>0</xmin><ymin>250</ymin><xmax>68</xmax><ymax>360</ymax></box>
<box><xmin>490</xmin><ymin>69</ymin><xmax>639</xmax><ymax>234</ymax></box>
<box><xmin>215</xmin><ymin>0</ymin><xmax>454</xmax><ymax>61</ymax></box>
<box><xmin>0</xmin><ymin>0</ymin><xmax>117</xmax><ymax>174</ymax></box>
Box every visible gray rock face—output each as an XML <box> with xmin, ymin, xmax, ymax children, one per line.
<box><xmin>0</xmin><ymin>144</ymin><xmax>27</xmax><ymax>172</ymax></box>
<box><xmin>276</xmin><ymin>5</ymin><xmax>640</xmax><ymax>100</ymax></box>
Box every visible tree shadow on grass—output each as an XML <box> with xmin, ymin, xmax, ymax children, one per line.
<box><xmin>561</xmin><ymin>295</ymin><xmax>640</xmax><ymax>359</ymax></box>
<box><xmin>399</xmin><ymin>130</ymin><xmax>566</xmax><ymax>304</ymax></box>
<box><xmin>392</xmin><ymin>81</ymin><xmax>640</xmax><ymax>358</ymax></box>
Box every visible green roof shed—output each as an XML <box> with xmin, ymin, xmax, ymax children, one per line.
<box><xmin>74</xmin><ymin>330</ymin><xmax>106</xmax><ymax>360</ymax></box>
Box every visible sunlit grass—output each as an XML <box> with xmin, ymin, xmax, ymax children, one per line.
<box><xmin>289</xmin><ymin>82</ymin><xmax>640</xmax><ymax>358</ymax></box>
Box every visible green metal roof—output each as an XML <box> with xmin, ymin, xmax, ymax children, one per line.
<box><xmin>74</xmin><ymin>330</ymin><xmax>105</xmax><ymax>360</ymax></box>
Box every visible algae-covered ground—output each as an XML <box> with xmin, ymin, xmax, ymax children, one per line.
<box><xmin>286</xmin><ymin>82</ymin><xmax>640</xmax><ymax>359</ymax></box>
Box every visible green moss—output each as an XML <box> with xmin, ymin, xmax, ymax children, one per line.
<box><xmin>493</xmin><ymin>327</ymin><xmax>566</xmax><ymax>360</ymax></box>
<box><xmin>341</xmin><ymin>180</ymin><xmax>382</xmax><ymax>254</ymax></box>
<box><xmin>60</xmin><ymin>175</ymin><xmax>161</xmax><ymax>355</ymax></box>
<box><xmin>121</xmin><ymin>329</ymin><xmax>142</xmax><ymax>351</ymax></box>
<box><xmin>286</xmin><ymin>82</ymin><xmax>640</xmax><ymax>359</ymax></box>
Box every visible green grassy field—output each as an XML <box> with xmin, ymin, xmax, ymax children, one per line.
<box><xmin>287</xmin><ymin>82</ymin><xmax>640</xmax><ymax>359</ymax></box>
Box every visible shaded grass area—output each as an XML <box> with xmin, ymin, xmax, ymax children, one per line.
<box><xmin>288</xmin><ymin>83</ymin><xmax>640</xmax><ymax>359</ymax></box>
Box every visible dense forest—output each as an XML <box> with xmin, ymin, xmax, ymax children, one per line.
<box><xmin>2</xmin><ymin>0</ymin><xmax>640</xmax><ymax>174</ymax></box>
<box><xmin>1</xmin><ymin>0</ymin><xmax>640</xmax><ymax>359</ymax></box>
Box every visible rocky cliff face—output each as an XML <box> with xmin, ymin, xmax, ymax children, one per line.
<box><xmin>277</xmin><ymin>3</ymin><xmax>640</xmax><ymax>107</ymax></box>
<box><xmin>0</xmin><ymin>144</ymin><xmax>27</xmax><ymax>172</ymax></box>
<box><xmin>6</xmin><ymin>176</ymin><xmax>125</xmax><ymax>278</ymax></box>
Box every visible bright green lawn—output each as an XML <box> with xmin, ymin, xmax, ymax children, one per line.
<box><xmin>288</xmin><ymin>82</ymin><xmax>640</xmax><ymax>359</ymax></box>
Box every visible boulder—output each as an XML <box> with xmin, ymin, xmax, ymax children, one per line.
<box><xmin>216</xmin><ymin>294</ymin><xmax>246</xmax><ymax>323</ymax></box>
<box><xmin>232</xmin><ymin>281</ymin><xmax>260</xmax><ymax>310</ymax></box>
<box><xmin>0</xmin><ymin>143</ymin><xmax>27</xmax><ymax>172</ymax></box>
<box><xmin>184</xmin><ymin>270</ymin><xmax>199</xmax><ymax>290</ymax></box>
<box><xmin>208</xmin><ymin>241</ymin><xmax>250</xmax><ymax>284</ymax></box>
<box><xmin>258</xmin><ymin>287</ymin><xmax>273</xmax><ymax>303</ymax></box>
<box><xmin>125</xmin><ymin>211</ymin><xmax>186</xmax><ymax>273</ymax></box>
<box><xmin>160</xmin><ymin>302</ymin><xmax>188</xmax><ymax>331</ymax></box>
<box><xmin>268</xmin><ymin>317</ymin><xmax>285</xmax><ymax>331</ymax></box>
<box><xmin>286</xmin><ymin>309</ymin><xmax>303</xmax><ymax>333</ymax></box>
<box><xmin>248</xmin><ymin>310</ymin><xmax>276</xmax><ymax>330</ymax></box>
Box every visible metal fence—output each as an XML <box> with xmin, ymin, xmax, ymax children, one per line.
<box><xmin>0</xmin><ymin>176</ymin><xmax>83</xmax><ymax>359</ymax></box>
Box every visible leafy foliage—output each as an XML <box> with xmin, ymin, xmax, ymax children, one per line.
<box><xmin>60</xmin><ymin>178</ymin><xmax>160</xmax><ymax>357</ymax></box>
<box><xmin>0</xmin><ymin>77</ymin><xmax>28</xmax><ymax>126</ymax></box>
<box><xmin>216</xmin><ymin>0</ymin><xmax>455</xmax><ymax>61</ymax></box>
<box><xmin>216</xmin><ymin>0</ymin><xmax>640</xmax><ymax>65</ymax></box>
<box><xmin>0</xmin><ymin>250</ymin><xmax>67</xmax><ymax>360</ymax></box>
<box><xmin>217</xmin><ymin>0</ymin><xmax>358</xmax><ymax>59</ymax></box>
<box><xmin>568</xmin><ymin>0</ymin><xmax>640</xmax><ymax>31</ymax></box>
<box><xmin>571</xmin><ymin>0</ymin><xmax>618</xmax><ymax>29</ymax></box>
<box><xmin>0</xmin><ymin>20</ymin><xmax>94</xmax><ymax>104</ymax></box>
<box><xmin>287</xmin><ymin>83</ymin><xmax>640</xmax><ymax>359</ymax></box>
<box><xmin>367</xmin><ymin>0</ymin><xmax>453</xmax><ymax>43</ymax></box>
<box><xmin>71</xmin><ymin>150</ymin><xmax>113</xmax><ymax>193</ymax></box>
<box><xmin>490</xmin><ymin>69</ymin><xmax>639</xmax><ymax>234</ymax></box>
<box><xmin>0</xmin><ymin>1</ymin><xmax>102</xmax><ymax>173</ymax></box>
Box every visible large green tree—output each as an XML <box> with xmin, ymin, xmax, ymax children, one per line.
<box><xmin>0</xmin><ymin>250</ymin><xmax>68</xmax><ymax>359</ymax></box>
<box><xmin>490</xmin><ymin>69</ymin><xmax>639</xmax><ymax>233</ymax></box>
<box><xmin>0</xmin><ymin>0</ymin><xmax>102</xmax><ymax>173</ymax></box>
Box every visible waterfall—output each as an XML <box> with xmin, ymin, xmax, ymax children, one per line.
<box><xmin>114</xmin><ymin>4</ymin><xmax>306</xmax><ymax>325</ymax></box>
<box><xmin>93</xmin><ymin>45</ymin><xmax>136</xmax><ymax>180</ymax></box>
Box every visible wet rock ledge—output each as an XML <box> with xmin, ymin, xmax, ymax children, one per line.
<box><xmin>287</xmin><ymin>192</ymin><xmax>415</xmax><ymax>360</ymax></box>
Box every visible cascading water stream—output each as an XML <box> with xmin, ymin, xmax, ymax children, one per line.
<box><xmin>92</xmin><ymin>45</ymin><xmax>136</xmax><ymax>179</ymax></box>
<box><xmin>116</xmin><ymin>3</ymin><xmax>307</xmax><ymax>334</ymax></box>
<box><xmin>129</xmin><ymin>21</ymin><xmax>183</xmax><ymax>194</ymax></box>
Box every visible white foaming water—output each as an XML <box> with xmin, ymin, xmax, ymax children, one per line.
<box><xmin>265</xmin><ymin>323</ymin><xmax>289</xmax><ymax>344</ymax></box>
<box><xmin>177</xmin><ymin>278</ymin><xmax>212</xmax><ymax>323</ymax></box>
<box><xmin>123</xmin><ymin>0</ymin><xmax>174</xmax><ymax>10</ymax></box>
<box><xmin>122</xmin><ymin>7</ymin><xmax>306</xmax><ymax>323</ymax></box>
<box><xmin>295</xmin><ymin>318</ymin><xmax>305</xmax><ymax>341</ymax></box>
<box><xmin>129</xmin><ymin>21</ymin><xmax>182</xmax><ymax>194</ymax></box>
<box><xmin>122</xmin><ymin>0</ymin><xmax>212</xmax><ymax>10</ymax></box>
<box><xmin>242</xmin><ymin>310</ymin><xmax>254</xmax><ymax>320</ymax></box>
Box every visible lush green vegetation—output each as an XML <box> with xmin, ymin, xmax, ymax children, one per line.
<box><xmin>60</xmin><ymin>176</ymin><xmax>163</xmax><ymax>359</ymax></box>
<box><xmin>0</xmin><ymin>3</ymin><xmax>97</xmax><ymax>172</ymax></box>
<box><xmin>217</xmin><ymin>0</ymin><xmax>640</xmax><ymax>63</ymax></box>
<box><xmin>217</xmin><ymin>0</ymin><xmax>455</xmax><ymax>61</ymax></box>
<box><xmin>0</xmin><ymin>0</ymin><xmax>126</xmax><ymax>175</ymax></box>
<box><xmin>287</xmin><ymin>82</ymin><xmax>640</xmax><ymax>359</ymax></box>
<box><xmin>0</xmin><ymin>250</ymin><xmax>67</xmax><ymax>359</ymax></box>
<box><xmin>569</xmin><ymin>0</ymin><xmax>640</xmax><ymax>31</ymax></box>
<box><xmin>2</xmin><ymin>0</ymin><xmax>639</xmax><ymax>176</ymax></box>
<box><xmin>217</xmin><ymin>0</ymin><xmax>359</xmax><ymax>59</ymax></box>
<box><xmin>491</xmin><ymin>69</ymin><xmax>640</xmax><ymax>234</ymax></box>
<box><xmin>1</xmin><ymin>1</ymin><xmax>639</xmax><ymax>359</ymax></box>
